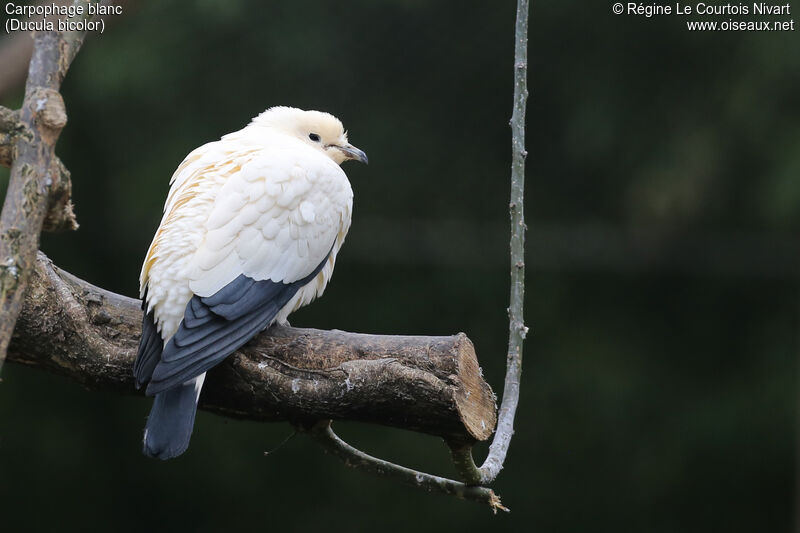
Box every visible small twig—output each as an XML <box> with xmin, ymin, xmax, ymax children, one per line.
<box><xmin>304</xmin><ymin>421</ymin><xmax>508</xmax><ymax>513</ymax></box>
<box><xmin>263</xmin><ymin>429</ymin><xmax>297</xmax><ymax>456</ymax></box>
<box><xmin>42</xmin><ymin>158</ymin><xmax>79</xmax><ymax>232</ymax></box>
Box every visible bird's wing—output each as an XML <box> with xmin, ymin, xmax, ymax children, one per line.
<box><xmin>144</xmin><ymin>149</ymin><xmax>352</xmax><ymax>395</ymax></box>
<box><xmin>133</xmin><ymin>289</ymin><xmax>164</xmax><ymax>390</ymax></box>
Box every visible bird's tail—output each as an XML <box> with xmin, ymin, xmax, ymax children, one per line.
<box><xmin>143</xmin><ymin>374</ymin><xmax>205</xmax><ymax>460</ymax></box>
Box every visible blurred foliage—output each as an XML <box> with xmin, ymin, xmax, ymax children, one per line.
<box><xmin>0</xmin><ymin>1</ymin><xmax>798</xmax><ymax>531</ymax></box>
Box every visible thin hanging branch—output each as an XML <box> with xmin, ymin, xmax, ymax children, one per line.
<box><xmin>305</xmin><ymin>0</ymin><xmax>530</xmax><ymax>506</ymax></box>
<box><xmin>472</xmin><ymin>0</ymin><xmax>530</xmax><ymax>484</ymax></box>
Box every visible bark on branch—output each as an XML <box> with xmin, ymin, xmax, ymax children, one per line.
<box><xmin>0</xmin><ymin>7</ymin><xmax>90</xmax><ymax>371</ymax></box>
<box><xmin>7</xmin><ymin>252</ymin><xmax>497</xmax><ymax>443</ymax></box>
<box><xmin>0</xmin><ymin>106</ymin><xmax>24</xmax><ymax>167</ymax></box>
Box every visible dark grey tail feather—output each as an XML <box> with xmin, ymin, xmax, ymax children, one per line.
<box><xmin>143</xmin><ymin>379</ymin><xmax>200</xmax><ymax>460</ymax></box>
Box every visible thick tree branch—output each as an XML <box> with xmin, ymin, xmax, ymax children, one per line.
<box><xmin>7</xmin><ymin>252</ymin><xmax>497</xmax><ymax>443</ymax></box>
<box><xmin>0</xmin><ymin>4</ymin><xmax>93</xmax><ymax>371</ymax></box>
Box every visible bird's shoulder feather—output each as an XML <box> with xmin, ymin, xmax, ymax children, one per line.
<box><xmin>186</xmin><ymin>145</ymin><xmax>353</xmax><ymax>297</ymax></box>
<box><xmin>140</xmin><ymin>135</ymin><xmax>352</xmax><ymax>340</ymax></box>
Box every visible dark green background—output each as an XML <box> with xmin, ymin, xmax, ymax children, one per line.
<box><xmin>1</xmin><ymin>1</ymin><xmax>798</xmax><ymax>531</ymax></box>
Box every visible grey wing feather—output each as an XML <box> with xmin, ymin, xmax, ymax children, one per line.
<box><xmin>143</xmin><ymin>251</ymin><xmax>331</xmax><ymax>396</ymax></box>
<box><xmin>134</xmin><ymin>290</ymin><xmax>165</xmax><ymax>389</ymax></box>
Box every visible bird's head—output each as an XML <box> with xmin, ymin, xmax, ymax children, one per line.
<box><xmin>252</xmin><ymin>107</ymin><xmax>368</xmax><ymax>165</ymax></box>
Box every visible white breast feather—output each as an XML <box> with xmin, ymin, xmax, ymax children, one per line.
<box><xmin>140</xmin><ymin>131</ymin><xmax>353</xmax><ymax>340</ymax></box>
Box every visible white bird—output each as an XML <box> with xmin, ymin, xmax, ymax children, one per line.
<box><xmin>134</xmin><ymin>106</ymin><xmax>367</xmax><ymax>460</ymax></box>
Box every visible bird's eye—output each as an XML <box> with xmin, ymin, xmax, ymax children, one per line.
<box><xmin>309</xmin><ymin>133</ymin><xmax>321</xmax><ymax>142</ymax></box>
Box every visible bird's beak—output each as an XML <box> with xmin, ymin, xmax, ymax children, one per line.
<box><xmin>336</xmin><ymin>143</ymin><xmax>369</xmax><ymax>164</ymax></box>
